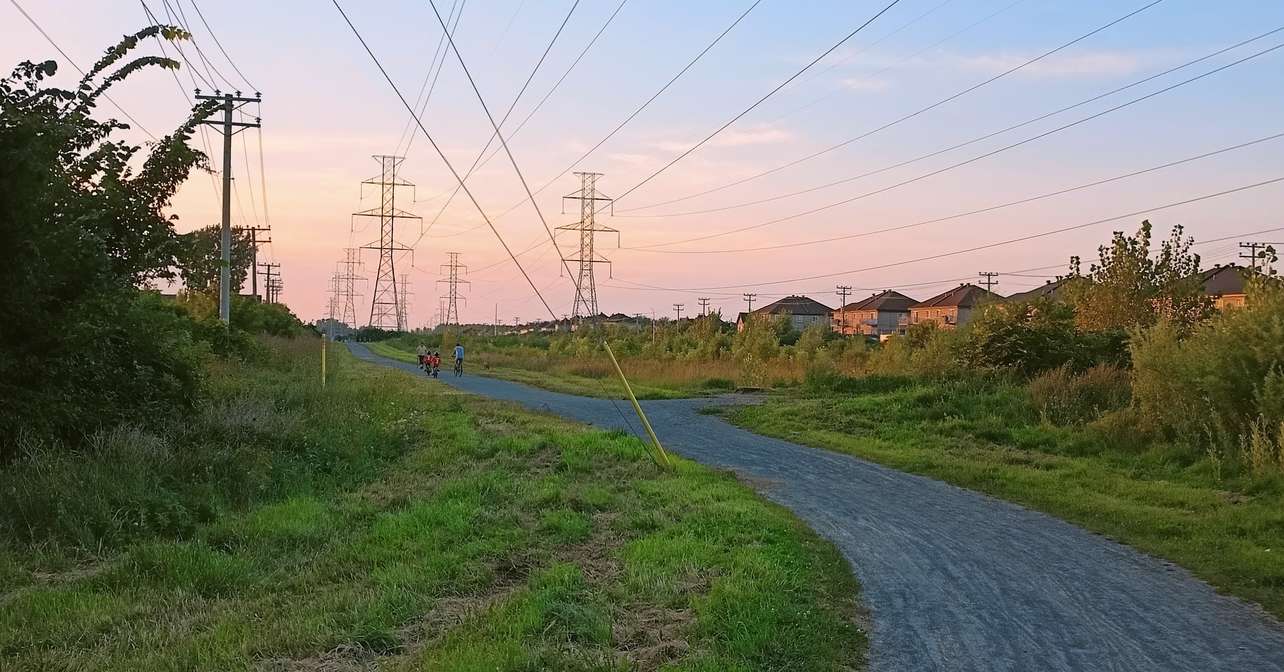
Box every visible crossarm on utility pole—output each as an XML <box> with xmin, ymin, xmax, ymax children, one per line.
<box><xmin>603</xmin><ymin>341</ymin><xmax>672</xmax><ymax>469</ymax></box>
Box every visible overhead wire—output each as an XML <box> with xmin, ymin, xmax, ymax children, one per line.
<box><xmin>617</xmin><ymin>131</ymin><xmax>1284</xmax><ymax>255</ymax></box>
<box><xmin>615</xmin><ymin>176</ymin><xmax>1284</xmax><ymax>292</ymax></box>
<box><xmin>622</xmin><ymin>25</ymin><xmax>1284</xmax><ymax>220</ymax></box>
<box><xmin>626</xmin><ymin>39</ymin><xmax>1284</xmax><ymax>250</ymax></box>
<box><xmin>187</xmin><ymin>0</ymin><xmax>256</xmax><ymax>91</ymax></box>
<box><xmin>332</xmin><ymin>0</ymin><xmax>558</xmax><ymax>319</ymax></box>
<box><xmin>395</xmin><ymin>0</ymin><xmax>465</xmax><ymax>157</ymax></box>
<box><xmin>619</xmin><ymin>0</ymin><xmax>1166</xmax><ymax>213</ymax></box>
<box><xmin>9</xmin><ymin>0</ymin><xmax>159</xmax><ymax>140</ymax></box>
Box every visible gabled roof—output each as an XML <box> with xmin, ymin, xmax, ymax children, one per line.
<box><xmin>912</xmin><ymin>284</ymin><xmax>1002</xmax><ymax>309</ymax></box>
<box><xmin>751</xmin><ymin>295</ymin><xmax>834</xmax><ymax>317</ymax></box>
<box><xmin>1199</xmin><ymin>264</ymin><xmax>1254</xmax><ymax>296</ymax></box>
<box><xmin>842</xmin><ymin>289</ymin><xmax>916</xmax><ymax>312</ymax></box>
<box><xmin>1004</xmin><ymin>276</ymin><xmax>1085</xmax><ymax>303</ymax></box>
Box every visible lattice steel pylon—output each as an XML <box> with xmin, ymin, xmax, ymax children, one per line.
<box><xmin>354</xmin><ymin>155</ymin><xmax>420</xmax><ymax>330</ymax></box>
<box><xmin>397</xmin><ymin>273</ymin><xmax>412</xmax><ymax>326</ymax></box>
<box><xmin>557</xmin><ymin>172</ymin><xmax>617</xmax><ymax>319</ymax></box>
<box><xmin>437</xmin><ymin>252</ymin><xmax>469</xmax><ymax>326</ymax></box>
<box><xmin>337</xmin><ymin>247</ymin><xmax>365</xmax><ymax>327</ymax></box>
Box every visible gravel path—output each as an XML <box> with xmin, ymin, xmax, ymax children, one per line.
<box><xmin>350</xmin><ymin>343</ymin><xmax>1284</xmax><ymax>671</ymax></box>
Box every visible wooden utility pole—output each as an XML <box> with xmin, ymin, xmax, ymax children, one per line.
<box><xmin>835</xmin><ymin>285</ymin><xmax>852</xmax><ymax>335</ymax></box>
<box><xmin>978</xmin><ymin>271</ymin><xmax>1000</xmax><ymax>293</ymax></box>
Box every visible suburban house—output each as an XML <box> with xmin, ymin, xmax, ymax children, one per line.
<box><xmin>1198</xmin><ymin>264</ymin><xmax>1255</xmax><ymax>310</ymax></box>
<box><xmin>909</xmin><ymin>283</ymin><xmax>1002</xmax><ymax>329</ymax></box>
<box><xmin>834</xmin><ymin>290</ymin><xmax>916</xmax><ymax>337</ymax></box>
<box><xmin>1003</xmin><ymin>276</ymin><xmax>1085</xmax><ymax>303</ymax></box>
<box><xmin>736</xmin><ymin>295</ymin><xmax>833</xmax><ymax>332</ymax></box>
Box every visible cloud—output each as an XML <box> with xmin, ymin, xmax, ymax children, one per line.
<box><xmin>838</xmin><ymin>76</ymin><xmax>891</xmax><ymax>92</ymax></box>
<box><xmin>946</xmin><ymin>51</ymin><xmax>1149</xmax><ymax>78</ymax></box>
<box><xmin>650</xmin><ymin>123</ymin><xmax>793</xmax><ymax>153</ymax></box>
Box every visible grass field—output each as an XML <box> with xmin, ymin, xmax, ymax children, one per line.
<box><xmin>724</xmin><ymin>375</ymin><xmax>1284</xmax><ymax>619</ymax></box>
<box><xmin>365</xmin><ymin>341</ymin><xmax>731</xmax><ymax>400</ymax></box>
<box><xmin>0</xmin><ymin>338</ymin><xmax>864</xmax><ymax>671</ymax></box>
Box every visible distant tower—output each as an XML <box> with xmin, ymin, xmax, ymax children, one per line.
<box><xmin>338</xmin><ymin>248</ymin><xmax>364</xmax><ymax>326</ymax></box>
<box><xmin>437</xmin><ymin>252</ymin><xmax>469</xmax><ymax>326</ymax></box>
<box><xmin>354</xmin><ymin>155</ymin><xmax>420</xmax><ymax>330</ymax></box>
<box><xmin>557</xmin><ymin>172</ymin><xmax>617</xmax><ymax>318</ymax></box>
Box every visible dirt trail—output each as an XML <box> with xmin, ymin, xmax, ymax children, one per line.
<box><xmin>351</xmin><ymin>343</ymin><xmax>1284</xmax><ymax>672</ymax></box>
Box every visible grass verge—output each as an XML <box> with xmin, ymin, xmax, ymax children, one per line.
<box><xmin>0</xmin><ymin>338</ymin><xmax>863</xmax><ymax>671</ymax></box>
<box><xmin>725</xmin><ymin>375</ymin><xmax>1284</xmax><ymax>619</ymax></box>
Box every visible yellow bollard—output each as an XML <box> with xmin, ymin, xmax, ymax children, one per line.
<box><xmin>603</xmin><ymin>341</ymin><xmax>672</xmax><ymax>468</ymax></box>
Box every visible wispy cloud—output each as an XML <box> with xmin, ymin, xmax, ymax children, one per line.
<box><xmin>954</xmin><ymin>51</ymin><xmax>1149</xmax><ymax>78</ymax></box>
<box><xmin>650</xmin><ymin>123</ymin><xmax>794</xmax><ymax>154</ymax></box>
<box><xmin>838</xmin><ymin>75</ymin><xmax>891</xmax><ymax>92</ymax></box>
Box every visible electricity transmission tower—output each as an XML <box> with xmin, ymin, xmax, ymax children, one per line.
<box><xmin>558</xmin><ymin>172</ymin><xmax>617</xmax><ymax>319</ymax></box>
<box><xmin>438</xmin><ymin>252</ymin><xmax>469</xmax><ymax>326</ymax></box>
<box><xmin>397</xmin><ymin>273</ymin><xmax>412</xmax><ymax>325</ymax></box>
<box><xmin>328</xmin><ymin>271</ymin><xmax>341</xmax><ymax>322</ymax></box>
<box><xmin>978</xmin><ymin>272</ymin><xmax>1000</xmax><ymax>292</ymax></box>
<box><xmin>354</xmin><ymin>155</ymin><xmax>419</xmax><ymax>330</ymax></box>
<box><xmin>195</xmin><ymin>89</ymin><xmax>261</xmax><ymax>323</ymax></box>
<box><xmin>337</xmin><ymin>248</ymin><xmax>364</xmax><ymax>326</ymax></box>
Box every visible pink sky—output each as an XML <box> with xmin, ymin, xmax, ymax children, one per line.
<box><xmin>6</xmin><ymin>0</ymin><xmax>1283</xmax><ymax>324</ymax></box>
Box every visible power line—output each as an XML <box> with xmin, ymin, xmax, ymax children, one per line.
<box><xmin>413</xmin><ymin>0</ymin><xmax>583</xmax><ymax>252</ymax></box>
<box><xmin>396</xmin><ymin>0</ymin><xmax>465</xmax><ymax>156</ymax></box>
<box><xmin>332</xmin><ymin>0</ymin><xmax>557</xmax><ymax>320</ymax></box>
<box><xmin>611</xmin><ymin>0</ymin><xmax>906</xmax><ymax>204</ymax></box>
<box><xmin>187</xmin><ymin>0</ymin><xmax>256</xmax><ymax>91</ymax></box>
<box><xmin>618</xmin><ymin>130</ymin><xmax>1284</xmax><ymax>255</ymax></box>
<box><xmin>9</xmin><ymin>0</ymin><xmax>159</xmax><ymax>140</ymax></box>
<box><xmin>162</xmin><ymin>0</ymin><xmax>232</xmax><ymax>90</ymax></box>
<box><xmin>620</xmin><ymin>0</ymin><xmax>1166</xmax><ymax>213</ymax></box>
<box><xmin>622</xmin><ymin>176</ymin><xmax>1284</xmax><ymax>292</ymax></box>
<box><xmin>628</xmin><ymin>41</ymin><xmax>1284</xmax><ymax>250</ymax></box>
<box><xmin>623</xmin><ymin>25</ymin><xmax>1284</xmax><ymax>220</ymax></box>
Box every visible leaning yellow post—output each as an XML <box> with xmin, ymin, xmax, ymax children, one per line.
<box><xmin>321</xmin><ymin>336</ymin><xmax>327</xmax><ymax>388</ymax></box>
<box><xmin>603</xmin><ymin>340</ymin><xmax>672</xmax><ymax>468</ymax></box>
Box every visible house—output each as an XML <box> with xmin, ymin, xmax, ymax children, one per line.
<box><xmin>1198</xmin><ymin>264</ymin><xmax>1255</xmax><ymax>310</ymax></box>
<box><xmin>909</xmin><ymin>284</ymin><xmax>1002</xmax><ymax>329</ymax></box>
<box><xmin>1003</xmin><ymin>276</ymin><xmax>1085</xmax><ymax>304</ymax></box>
<box><xmin>834</xmin><ymin>290</ymin><xmax>916</xmax><ymax>337</ymax></box>
<box><xmin>736</xmin><ymin>295</ymin><xmax>833</xmax><ymax>332</ymax></box>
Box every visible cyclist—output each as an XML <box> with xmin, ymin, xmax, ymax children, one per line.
<box><xmin>453</xmin><ymin>342</ymin><xmax>464</xmax><ymax>377</ymax></box>
<box><xmin>416</xmin><ymin>343</ymin><xmax>427</xmax><ymax>370</ymax></box>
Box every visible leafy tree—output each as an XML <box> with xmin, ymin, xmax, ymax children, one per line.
<box><xmin>0</xmin><ymin>26</ymin><xmax>212</xmax><ymax>449</ymax></box>
<box><xmin>956</xmin><ymin>299</ymin><xmax>1080</xmax><ymax>376</ymax></box>
<box><xmin>177</xmin><ymin>224</ymin><xmax>255</xmax><ymax>294</ymax></box>
<box><xmin>1067</xmin><ymin>220</ymin><xmax>1212</xmax><ymax>333</ymax></box>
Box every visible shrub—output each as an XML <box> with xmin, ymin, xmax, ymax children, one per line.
<box><xmin>1130</xmin><ymin>278</ymin><xmax>1284</xmax><ymax>468</ymax></box>
<box><xmin>1028</xmin><ymin>364</ymin><xmax>1131</xmax><ymax>425</ymax></box>
<box><xmin>956</xmin><ymin>299</ymin><xmax>1080</xmax><ymax>376</ymax></box>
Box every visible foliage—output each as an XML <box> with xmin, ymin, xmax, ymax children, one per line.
<box><xmin>1130</xmin><ymin>277</ymin><xmax>1284</xmax><ymax>468</ymax></box>
<box><xmin>956</xmin><ymin>299</ymin><xmax>1080</xmax><ymax>376</ymax></box>
<box><xmin>1068</xmin><ymin>220</ymin><xmax>1213</xmax><ymax>333</ymax></box>
<box><xmin>0</xmin><ymin>29</ymin><xmax>214</xmax><ymax>451</ymax></box>
<box><xmin>732</xmin><ymin>314</ymin><xmax>783</xmax><ymax>387</ymax></box>
<box><xmin>176</xmin><ymin>224</ymin><xmax>255</xmax><ymax>294</ymax></box>
<box><xmin>1028</xmin><ymin>364</ymin><xmax>1131</xmax><ymax>425</ymax></box>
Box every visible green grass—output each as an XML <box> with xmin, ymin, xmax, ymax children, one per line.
<box><xmin>0</xmin><ymin>338</ymin><xmax>863</xmax><ymax>671</ymax></box>
<box><xmin>727</xmin><ymin>375</ymin><xmax>1284</xmax><ymax>619</ymax></box>
<box><xmin>366</xmin><ymin>340</ymin><xmax>702</xmax><ymax>400</ymax></box>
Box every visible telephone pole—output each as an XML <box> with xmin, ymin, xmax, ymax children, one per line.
<box><xmin>743</xmin><ymin>292</ymin><xmax>757</xmax><ymax>313</ymax></box>
<box><xmin>558</xmin><ymin>172</ymin><xmax>617</xmax><ymax>319</ymax></box>
<box><xmin>1239</xmin><ymin>242</ymin><xmax>1281</xmax><ymax>273</ymax></box>
<box><xmin>978</xmin><ymin>272</ymin><xmax>1000</xmax><ymax>293</ymax></box>
<box><xmin>195</xmin><ymin>89</ymin><xmax>261</xmax><ymax>323</ymax></box>
<box><xmin>438</xmin><ymin>252</ymin><xmax>469</xmax><ymax>326</ymax></box>
<box><xmin>673</xmin><ymin>303</ymin><xmax>684</xmax><ymax>321</ymax></box>
<box><xmin>354</xmin><ymin>155</ymin><xmax>419</xmax><ymax>330</ymax></box>
<box><xmin>697</xmin><ymin>297</ymin><xmax>711</xmax><ymax>316</ymax></box>
<box><xmin>258</xmin><ymin>262</ymin><xmax>281</xmax><ymax>303</ymax></box>
<box><xmin>836</xmin><ymin>285</ymin><xmax>852</xmax><ymax>335</ymax></box>
<box><xmin>236</xmin><ymin>225</ymin><xmax>271</xmax><ymax>300</ymax></box>
<box><xmin>338</xmin><ymin>248</ymin><xmax>364</xmax><ymax>326</ymax></box>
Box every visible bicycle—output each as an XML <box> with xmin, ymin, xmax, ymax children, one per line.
<box><xmin>453</xmin><ymin>358</ymin><xmax>463</xmax><ymax>377</ymax></box>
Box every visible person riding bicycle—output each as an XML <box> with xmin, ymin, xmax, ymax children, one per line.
<box><xmin>416</xmin><ymin>344</ymin><xmax>428</xmax><ymax>369</ymax></box>
<box><xmin>453</xmin><ymin>342</ymin><xmax>464</xmax><ymax>376</ymax></box>
<box><xmin>429</xmin><ymin>351</ymin><xmax>441</xmax><ymax>378</ymax></box>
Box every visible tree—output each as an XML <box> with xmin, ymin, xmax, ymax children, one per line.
<box><xmin>1068</xmin><ymin>220</ymin><xmax>1212</xmax><ymax>333</ymax></box>
<box><xmin>177</xmin><ymin>224</ymin><xmax>254</xmax><ymax>294</ymax></box>
<box><xmin>0</xmin><ymin>26</ymin><xmax>211</xmax><ymax>449</ymax></box>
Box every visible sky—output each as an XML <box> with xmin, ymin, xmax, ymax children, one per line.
<box><xmin>5</xmin><ymin>0</ymin><xmax>1284</xmax><ymax>325</ymax></box>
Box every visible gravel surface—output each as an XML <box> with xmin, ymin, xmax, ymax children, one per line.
<box><xmin>351</xmin><ymin>343</ymin><xmax>1284</xmax><ymax>671</ymax></box>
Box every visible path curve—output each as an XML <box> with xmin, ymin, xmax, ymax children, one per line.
<box><xmin>350</xmin><ymin>343</ymin><xmax>1284</xmax><ymax>672</ymax></box>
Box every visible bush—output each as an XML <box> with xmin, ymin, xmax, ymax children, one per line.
<box><xmin>1028</xmin><ymin>364</ymin><xmax>1131</xmax><ymax>425</ymax></box>
<box><xmin>1130</xmin><ymin>278</ymin><xmax>1284</xmax><ymax>469</ymax></box>
<box><xmin>956</xmin><ymin>300</ymin><xmax>1080</xmax><ymax>376</ymax></box>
